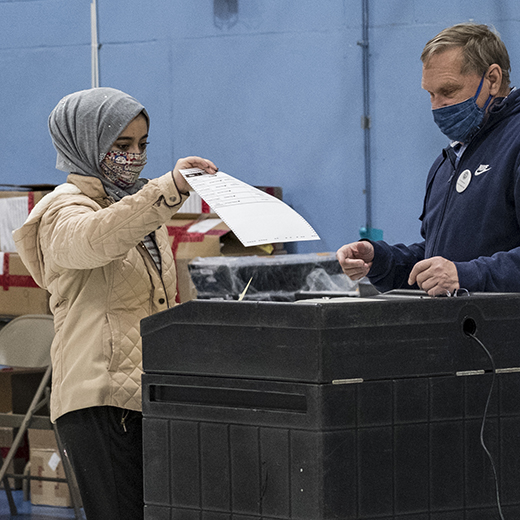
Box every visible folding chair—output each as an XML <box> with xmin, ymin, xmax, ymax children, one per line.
<box><xmin>0</xmin><ymin>314</ymin><xmax>83</xmax><ymax>518</ymax></box>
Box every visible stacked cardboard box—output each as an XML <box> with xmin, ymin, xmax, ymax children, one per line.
<box><xmin>0</xmin><ymin>367</ymin><xmax>47</xmax><ymax>490</ymax></box>
<box><xmin>28</xmin><ymin>429</ymin><xmax>71</xmax><ymax>507</ymax></box>
<box><xmin>0</xmin><ymin>186</ymin><xmax>54</xmax><ymax>316</ymax></box>
<box><xmin>0</xmin><ymin>426</ymin><xmax>27</xmax><ymax>489</ymax></box>
<box><xmin>0</xmin><ymin>253</ymin><xmax>50</xmax><ymax>315</ymax></box>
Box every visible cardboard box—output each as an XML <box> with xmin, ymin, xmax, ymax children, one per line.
<box><xmin>168</xmin><ymin>218</ymin><xmax>230</xmax><ymax>260</ymax></box>
<box><xmin>0</xmin><ymin>252</ymin><xmax>50</xmax><ymax>316</ymax></box>
<box><xmin>0</xmin><ymin>367</ymin><xmax>48</xmax><ymax>414</ymax></box>
<box><xmin>0</xmin><ymin>367</ymin><xmax>50</xmax><ymax>491</ymax></box>
<box><xmin>168</xmin><ymin>218</ymin><xmax>282</xmax><ymax>261</ymax></box>
<box><xmin>175</xmin><ymin>257</ymin><xmax>198</xmax><ymax>304</ymax></box>
<box><xmin>0</xmin><ymin>426</ymin><xmax>28</xmax><ymax>489</ymax></box>
<box><xmin>168</xmin><ymin>218</ymin><xmax>228</xmax><ymax>304</ymax></box>
<box><xmin>0</xmin><ymin>186</ymin><xmax>55</xmax><ymax>253</ymax></box>
<box><xmin>28</xmin><ymin>429</ymin><xmax>71</xmax><ymax>508</ymax></box>
<box><xmin>0</xmin><ymin>186</ymin><xmax>53</xmax><ymax>316</ymax></box>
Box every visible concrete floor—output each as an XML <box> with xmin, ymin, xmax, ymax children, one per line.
<box><xmin>0</xmin><ymin>489</ymin><xmax>79</xmax><ymax>519</ymax></box>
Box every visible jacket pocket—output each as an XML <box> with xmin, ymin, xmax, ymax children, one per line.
<box><xmin>50</xmin><ymin>327</ymin><xmax>63</xmax><ymax>387</ymax></box>
<box><xmin>103</xmin><ymin>314</ymin><xmax>121</xmax><ymax>372</ymax></box>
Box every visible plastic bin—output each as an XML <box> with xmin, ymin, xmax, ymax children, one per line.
<box><xmin>141</xmin><ymin>292</ymin><xmax>520</xmax><ymax>519</ymax></box>
<box><xmin>188</xmin><ymin>252</ymin><xmax>358</xmax><ymax>301</ymax></box>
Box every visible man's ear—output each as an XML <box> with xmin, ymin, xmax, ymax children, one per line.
<box><xmin>487</xmin><ymin>63</ymin><xmax>503</xmax><ymax>96</ymax></box>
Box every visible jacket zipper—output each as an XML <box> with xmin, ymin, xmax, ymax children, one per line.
<box><xmin>121</xmin><ymin>409</ymin><xmax>130</xmax><ymax>432</ymax></box>
<box><xmin>430</xmin><ymin>149</ymin><xmax>459</xmax><ymax>256</ymax></box>
<box><xmin>138</xmin><ymin>241</ymin><xmax>170</xmax><ymax>308</ymax></box>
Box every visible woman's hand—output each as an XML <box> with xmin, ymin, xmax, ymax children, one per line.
<box><xmin>171</xmin><ymin>156</ymin><xmax>218</xmax><ymax>193</ymax></box>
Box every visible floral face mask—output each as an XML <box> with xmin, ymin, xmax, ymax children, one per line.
<box><xmin>100</xmin><ymin>150</ymin><xmax>147</xmax><ymax>189</ymax></box>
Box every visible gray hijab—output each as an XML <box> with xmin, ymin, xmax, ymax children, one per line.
<box><xmin>48</xmin><ymin>87</ymin><xmax>149</xmax><ymax>200</ymax></box>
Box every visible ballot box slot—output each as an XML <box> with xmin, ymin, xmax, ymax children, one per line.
<box><xmin>149</xmin><ymin>383</ymin><xmax>308</xmax><ymax>413</ymax></box>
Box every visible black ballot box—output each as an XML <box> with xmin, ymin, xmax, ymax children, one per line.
<box><xmin>141</xmin><ymin>292</ymin><xmax>520</xmax><ymax>519</ymax></box>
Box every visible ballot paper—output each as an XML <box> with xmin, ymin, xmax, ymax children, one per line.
<box><xmin>180</xmin><ymin>168</ymin><xmax>320</xmax><ymax>247</ymax></box>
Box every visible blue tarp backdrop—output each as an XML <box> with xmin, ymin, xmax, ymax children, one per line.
<box><xmin>1</xmin><ymin>1</ymin><xmax>519</xmax><ymax>253</ymax></box>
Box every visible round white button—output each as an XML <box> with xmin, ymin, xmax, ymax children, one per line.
<box><xmin>456</xmin><ymin>169</ymin><xmax>472</xmax><ymax>193</ymax></box>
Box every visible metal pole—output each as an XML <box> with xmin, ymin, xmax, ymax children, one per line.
<box><xmin>91</xmin><ymin>0</ymin><xmax>100</xmax><ymax>88</ymax></box>
<box><xmin>358</xmin><ymin>0</ymin><xmax>372</xmax><ymax>232</ymax></box>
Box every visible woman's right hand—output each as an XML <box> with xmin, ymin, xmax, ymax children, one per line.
<box><xmin>171</xmin><ymin>156</ymin><xmax>218</xmax><ymax>193</ymax></box>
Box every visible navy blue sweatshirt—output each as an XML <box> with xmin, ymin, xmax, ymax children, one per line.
<box><xmin>367</xmin><ymin>87</ymin><xmax>520</xmax><ymax>293</ymax></box>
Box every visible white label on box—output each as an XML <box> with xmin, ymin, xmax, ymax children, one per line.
<box><xmin>0</xmin><ymin>252</ymin><xmax>3</xmax><ymax>275</ymax></box>
<box><xmin>0</xmin><ymin>196</ymin><xmax>29</xmax><ymax>252</ymax></box>
<box><xmin>187</xmin><ymin>218</ymin><xmax>222</xmax><ymax>234</ymax></box>
<box><xmin>48</xmin><ymin>452</ymin><xmax>61</xmax><ymax>472</ymax></box>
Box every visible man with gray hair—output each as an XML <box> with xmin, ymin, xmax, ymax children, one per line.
<box><xmin>337</xmin><ymin>23</ymin><xmax>520</xmax><ymax>296</ymax></box>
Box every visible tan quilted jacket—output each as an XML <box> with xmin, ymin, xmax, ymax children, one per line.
<box><xmin>13</xmin><ymin>173</ymin><xmax>188</xmax><ymax>422</ymax></box>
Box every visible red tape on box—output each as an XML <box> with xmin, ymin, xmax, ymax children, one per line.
<box><xmin>0</xmin><ymin>434</ymin><xmax>30</xmax><ymax>460</ymax></box>
<box><xmin>167</xmin><ymin>221</ymin><xmax>227</xmax><ymax>304</ymax></box>
<box><xmin>167</xmin><ymin>224</ymin><xmax>205</xmax><ymax>259</ymax></box>
<box><xmin>167</xmin><ymin>223</ymin><xmax>227</xmax><ymax>258</ymax></box>
<box><xmin>1</xmin><ymin>253</ymin><xmax>39</xmax><ymax>291</ymax></box>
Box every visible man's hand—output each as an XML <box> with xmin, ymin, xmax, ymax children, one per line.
<box><xmin>336</xmin><ymin>241</ymin><xmax>375</xmax><ymax>280</ymax></box>
<box><xmin>408</xmin><ymin>256</ymin><xmax>460</xmax><ymax>296</ymax></box>
<box><xmin>171</xmin><ymin>156</ymin><xmax>218</xmax><ymax>193</ymax></box>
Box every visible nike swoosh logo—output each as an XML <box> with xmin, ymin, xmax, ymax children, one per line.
<box><xmin>475</xmin><ymin>165</ymin><xmax>491</xmax><ymax>176</ymax></box>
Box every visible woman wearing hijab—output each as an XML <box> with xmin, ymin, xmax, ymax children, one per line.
<box><xmin>13</xmin><ymin>87</ymin><xmax>217</xmax><ymax>519</ymax></box>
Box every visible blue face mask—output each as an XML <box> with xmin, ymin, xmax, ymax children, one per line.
<box><xmin>432</xmin><ymin>74</ymin><xmax>493</xmax><ymax>143</ymax></box>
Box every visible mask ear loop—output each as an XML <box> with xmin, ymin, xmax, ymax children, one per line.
<box><xmin>473</xmin><ymin>74</ymin><xmax>486</xmax><ymax>100</ymax></box>
<box><xmin>474</xmin><ymin>72</ymin><xmax>493</xmax><ymax>110</ymax></box>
